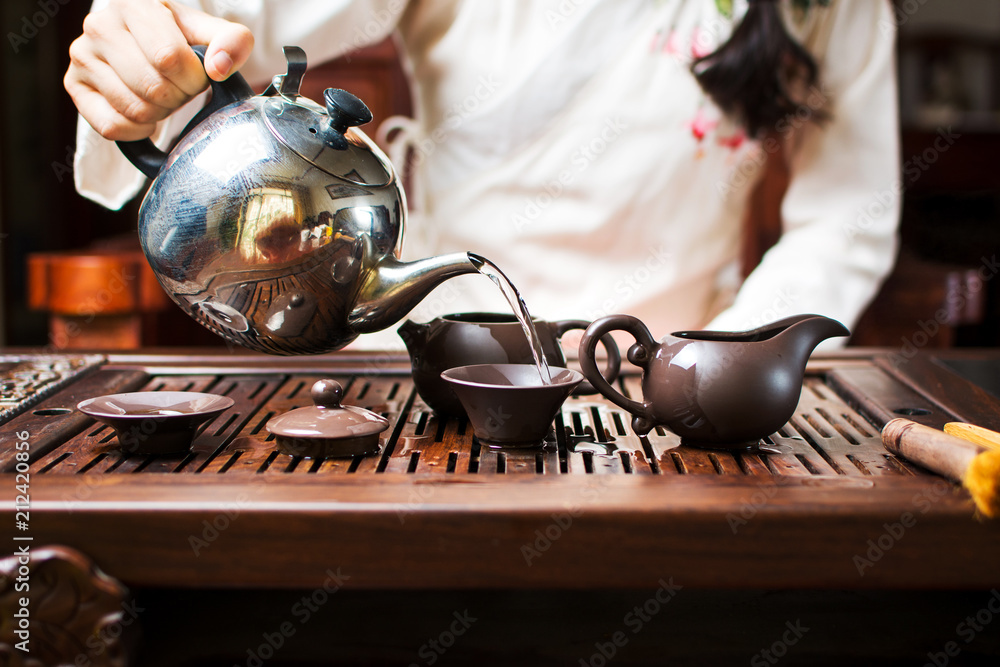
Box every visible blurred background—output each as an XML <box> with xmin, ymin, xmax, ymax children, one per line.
<box><xmin>0</xmin><ymin>0</ymin><xmax>997</xmax><ymax>351</ymax></box>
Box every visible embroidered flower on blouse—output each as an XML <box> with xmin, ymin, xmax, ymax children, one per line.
<box><xmin>651</xmin><ymin>28</ymin><xmax>685</xmax><ymax>55</ymax></box>
<box><xmin>716</xmin><ymin>130</ymin><xmax>746</xmax><ymax>150</ymax></box>
<box><xmin>688</xmin><ymin>107</ymin><xmax>719</xmax><ymax>141</ymax></box>
<box><xmin>665</xmin><ymin>29</ymin><xmax>683</xmax><ymax>55</ymax></box>
<box><xmin>689</xmin><ymin>26</ymin><xmax>713</xmax><ymax>59</ymax></box>
<box><xmin>715</xmin><ymin>0</ymin><xmax>831</xmax><ymax>23</ymax></box>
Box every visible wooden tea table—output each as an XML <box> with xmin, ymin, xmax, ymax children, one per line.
<box><xmin>2</xmin><ymin>348</ymin><xmax>999</xmax><ymax>665</ymax></box>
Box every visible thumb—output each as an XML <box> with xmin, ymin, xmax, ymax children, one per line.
<box><xmin>171</xmin><ymin>4</ymin><xmax>254</xmax><ymax>81</ymax></box>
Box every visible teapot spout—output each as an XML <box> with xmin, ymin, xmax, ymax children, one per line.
<box><xmin>349</xmin><ymin>252</ymin><xmax>478</xmax><ymax>334</ymax></box>
<box><xmin>397</xmin><ymin>318</ymin><xmax>430</xmax><ymax>352</ymax></box>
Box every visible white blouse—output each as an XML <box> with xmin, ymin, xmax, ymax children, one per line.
<box><xmin>75</xmin><ymin>0</ymin><xmax>900</xmax><ymax>350</ymax></box>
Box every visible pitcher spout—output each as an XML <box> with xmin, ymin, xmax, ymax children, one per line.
<box><xmin>775</xmin><ymin>314</ymin><xmax>851</xmax><ymax>362</ymax></box>
<box><xmin>672</xmin><ymin>313</ymin><xmax>845</xmax><ymax>343</ymax></box>
<box><xmin>348</xmin><ymin>252</ymin><xmax>479</xmax><ymax>334</ymax></box>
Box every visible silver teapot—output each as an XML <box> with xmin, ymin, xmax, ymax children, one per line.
<box><xmin>118</xmin><ymin>46</ymin><xmax>477</xmax><ymax>354</ymax></box>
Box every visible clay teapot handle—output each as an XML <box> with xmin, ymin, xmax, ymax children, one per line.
<box><xmin>578</xmin><ymin>315</ymin><xmax>657</xmax><ymax>424</ymax></box>
<box><xmin>116</xmin><ymin>45</ymin><xmax>255</xmax><ymax>179</ymax></box>
<box><xmin>550</xmin><ymin>319</ymin><xmax>621</xmax><ymax>395</ymax></box>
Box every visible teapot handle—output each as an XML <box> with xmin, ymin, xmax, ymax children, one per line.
<box><xmin>579</xmin><ymin>315</ymin><xmax>657</xmax><ymax>431</ymax></box>
<box><xmin>116</xmin><ymin>45</ymin><xmax>255</xmax><ymax>179</ymax></box>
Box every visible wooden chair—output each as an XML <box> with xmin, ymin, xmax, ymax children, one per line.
<box><xmin>741</xmin><ymin>137</ymin><xmax>990</xmax><ymax>348</ymax></box>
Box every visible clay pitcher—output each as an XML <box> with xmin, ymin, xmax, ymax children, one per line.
<box><xmin>578</xmin><ymin>314</ymin><xmax>849</xmax><ymax>447</ymax></box>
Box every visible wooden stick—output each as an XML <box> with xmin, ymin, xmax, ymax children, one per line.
<box><xmin>881</xmin><ymin>418</ymin><xmax>983</xmax><ymax>482</ymax></box>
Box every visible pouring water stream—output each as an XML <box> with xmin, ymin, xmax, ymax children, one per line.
<box><xmin>470</xmin><ymin>254</ymin><xmax>553</xmax><ymax>384</ymax></box>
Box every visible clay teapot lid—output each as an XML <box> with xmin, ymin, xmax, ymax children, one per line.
<box><xmin>266</xmin><ymin>380</ymin><xmax>389</xmax><ymax>457</ymax></box>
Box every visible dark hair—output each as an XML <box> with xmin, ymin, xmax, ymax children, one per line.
<box><xmin>691</xmin><ymin>0</ymin><xmax>825</xmax><ymax>137</ymax></box>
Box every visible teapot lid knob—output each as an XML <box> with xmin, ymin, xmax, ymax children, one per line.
<box><xmin>311</xmin><ymin>379</ymin><xmax>345</xmax><ymax>408</ymax></box>
<box><xmin>324</xmin><ymin>88</ymin><xmax>373</xmax><ymax>134</ymax></box>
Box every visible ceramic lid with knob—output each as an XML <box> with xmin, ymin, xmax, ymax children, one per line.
<box><xmin>265</xmin><ymin>379</ymin><xmax>389</xmax><ymax>458</ymax></box>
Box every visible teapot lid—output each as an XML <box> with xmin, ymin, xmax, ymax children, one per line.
<box><xmin>265</xmin><ymin>379</ymin><xmax>390</xmax><ymax>441</ymax></box>
<box><xmin>260</xmin><ymin>47</ymin><xmax>392</xmax><ymax>187</ymax></box>
<box><xmin>263</xmin><ymin>94</ymin><xmax>392</xmax><ymax>187</ymax></box>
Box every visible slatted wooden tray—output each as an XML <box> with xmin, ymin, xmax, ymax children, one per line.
<box><xmin>25</xmin><ymin>370</ymin><xmax>909</xmax><ymax>479</ymax></box>
<box><xmin>2</xmin><ymin>350</ymin><xmax>999</xmax><ymax>590</ymax></box>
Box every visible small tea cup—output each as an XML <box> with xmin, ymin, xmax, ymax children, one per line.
<box><xmin>400</xmin><ymin>312</ymin><xmax>619</xmax><ymax>417</ymax></box>
<box><xmin>440</xmin><ymin>364</ymin><xmax>583</xmax><ymax>448</ymax></box>
<box><xmin>77</xmin><ymin>391</ymin><xmax>234</xmax><ymax>455</ymax></box>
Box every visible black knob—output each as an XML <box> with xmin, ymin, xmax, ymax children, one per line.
<box><xmin>324</xmin><ymin>88</ymin><xmax>372</xmax><ymax>134</ymax></box>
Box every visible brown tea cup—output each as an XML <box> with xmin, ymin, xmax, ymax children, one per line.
<box><xmin>77</xmin><ymin>391</ymin><xmax>234</xmax><ymax>455</ymax></box>
<box><xmin>399</xmin><ymin>312</ymin><xmax>619</xmax><ymax>417</ymax></box>
<box><xmin>440</xmin><ymin>364</ymin><xmax>583</xmax><ymax>448</ymax></box>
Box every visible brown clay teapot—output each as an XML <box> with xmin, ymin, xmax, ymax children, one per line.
<box><xmin>578</xmin><ymin>314</ymin><xmax>849</xmax><ymax>447</ymax></box>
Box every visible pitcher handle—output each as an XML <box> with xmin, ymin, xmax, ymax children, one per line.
<box><xmin>551</xmin><ymin>319</ymin><xmax>621</xmax><ymax>395</ymax></box>
<box><xmin>579</xmin><ymin>315</ymin><xmax>657</xmax><ymax>432</ymax></box>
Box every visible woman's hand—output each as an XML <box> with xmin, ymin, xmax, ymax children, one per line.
<box><xmin>64</xmin><ymin>0</ymin><xmax>254</xmax><ymax>141</ymax></box>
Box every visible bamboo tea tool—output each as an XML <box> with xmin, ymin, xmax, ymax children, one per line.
<box><xmin>944</xmin><ymin>422</ymin><xmax>1000</xmax><ymax>452</ymax></box>
<box><xmin>882</xmin><ymin>418</ymin><xmax>1000</xmax><ymax>518</ymax></box>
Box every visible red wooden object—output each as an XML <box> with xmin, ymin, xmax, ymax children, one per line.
<box><xmin>27</xmin><ymin>249</ymin><xmax>169</xmax><ymax>350</ymax></box>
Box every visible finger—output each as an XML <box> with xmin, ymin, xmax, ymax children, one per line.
<box><xmin>116</xmin><ymin>0</ymin><xmax>210</xmax><ymax>96</ymax></box>
<box><xmin>65</xmin><ymin>72</ymin><xmax>157</xmax><ymax>141</ymax></box>
<box><xmin>170</xmin><ymin>2</ymin><xmax>254</xmax><ymax>81</ymax></box>
<box><xmin>67</xmin><ymin>38</ymin><xmax>169</xmax><ymax>140</ymax></box>
<box><xmin>86</xmin><ymin>19</ymin><xmax>195</xmax><ymax>114</ymax></box>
